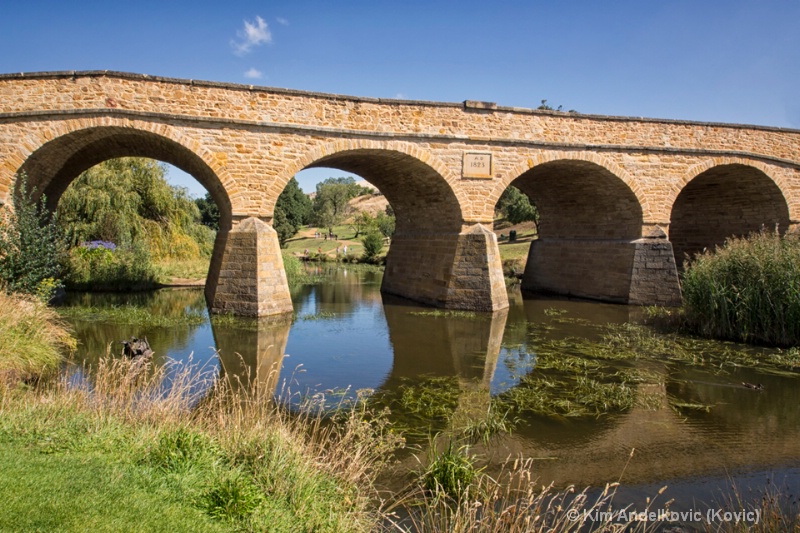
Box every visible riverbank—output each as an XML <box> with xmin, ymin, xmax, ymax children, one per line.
<box><xmin>0</xmin><ymin>356</ymin><xmax>399</xmax><ymax>532</ymax></box>
<box><xmin>7</xmin><ymin>284</ymin><xmax>800</xmax><ymax>531</ymax></box>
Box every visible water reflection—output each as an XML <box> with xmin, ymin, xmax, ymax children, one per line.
<box><xmin>60</xmin><ymin>268</ymin><xmax>800</xmax><ymax>505</ymax></box>
<box><xmin>213</xmin><ymin>314</ymin><xmax>292</xmax><ymax>397</ymax></box>
<box><xmin>381</xmin><ymin>296</ymin><xmax>506</xmax><ymax>386</ymax></box>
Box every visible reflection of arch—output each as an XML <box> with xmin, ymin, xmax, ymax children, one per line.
<box><xmin>669</xmin><ymin>162</ymin><xmax>790</xmax><ymax>268</ymax></box>
<box><xmin>14</xmin><ymin>120</ymin><xmax>233</xmax><ymax>230</ymax></box>
<box><xmin>275</xmin><ymin>140</ymin><xmax>464</xmax><ymax>233</ymax></box>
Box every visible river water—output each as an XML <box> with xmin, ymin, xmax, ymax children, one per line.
<box><xmin>60</xmin><ymin>266</ymin><xmax>800</xmax><ymax>516</ymax></box>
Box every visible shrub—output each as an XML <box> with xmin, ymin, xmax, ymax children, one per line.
<box><xmin>0</xmin><ymin>175</ymin><xmax>66</xmax><ymax>297</ymax></box>
<box><xmin>63</xmin><ymin>242</ymin><xmax>158</xmax><ymax>291</ymax></box>
<box><xmin>681</xmin><ymin>230</ymin><xmax>800</xmax><ymax>346</ymax></box>
<box><xmin>361</xmin><ymin>232</ymin><xmax>384</xmax><ymax>262</ymax></box>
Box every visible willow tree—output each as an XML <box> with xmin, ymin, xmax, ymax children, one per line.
<box><xmin>56</xmin><ymin>158</ymin><xmax>214</xmax><ymax>259</ymax></box>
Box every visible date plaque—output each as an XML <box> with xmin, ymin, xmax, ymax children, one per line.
<box><xmin>462</xmin><ymin>152</ymin><xmax>493</xmax><ymax>179</ymax></box>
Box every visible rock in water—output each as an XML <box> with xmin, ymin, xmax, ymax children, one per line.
<box><xmin>121</xmin><ymin>337</ymin><xmax>154</xmax><ymax>359</ymax></box>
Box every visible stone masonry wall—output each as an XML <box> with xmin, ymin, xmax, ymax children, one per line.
<box><xmin>1</xmin><ymin>71</ymin><xmax>799</xmax><ymax>313</ymax></box>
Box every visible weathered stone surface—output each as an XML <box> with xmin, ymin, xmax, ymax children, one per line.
<box><xmin>1</xmin><ymin>71</ymin><xmax>799</xmax><ymax>313</ymax></box>
<box><xmin>208</xmin><ymin>217</ymin><xmax>293</xmax><ymax>317</ymax></box>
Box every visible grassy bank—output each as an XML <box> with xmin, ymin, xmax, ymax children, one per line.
<box><xmin>0</xmin><ymin>357</ymin><xmax>401</xmax><ymax>532</ymax></box>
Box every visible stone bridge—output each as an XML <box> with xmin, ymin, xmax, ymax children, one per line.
<box><xmin>1</xmin><ymin>71</ymin><xmax>799</xmax><ymax>315</ymax></box>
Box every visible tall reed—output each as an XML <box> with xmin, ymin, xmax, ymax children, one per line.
<box><xmin>0</xmin><ymin>291</ymin><xmax>76</xmax><ymax>380</ymax></box>
<box><xmin>681</xmin><ymin>230</ymin><xmax>800</xmax><ymax>346</ymax></box>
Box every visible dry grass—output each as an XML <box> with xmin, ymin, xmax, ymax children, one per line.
<box><xmin>385</xmin><ymin>454</ymin><xmax>667</xmax><ymax>532</ymax></box>
<box><xmin>0</xmin><ymin>291</ymin><xmax>76</xmax><ymax>381</ymax></box>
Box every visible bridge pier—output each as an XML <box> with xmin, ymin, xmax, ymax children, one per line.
<box><xmin>521</xmin><ymin>234</ymin><xmax>682</xmax><ymax>306</ymax></box>
<box><xmin>381</xmin><ymin>223</ymin><xmax>509</xmax><ymax>312</ymax></box>
<box><xmin>205</xmin><ymin>217</ymin><xmax>294</xmax><ymax>317</ymax></box>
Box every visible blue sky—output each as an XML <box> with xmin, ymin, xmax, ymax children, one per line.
<box><xmin>3</xmin><ymin>0</ymin><xmax>798</xmax><ymax>196</ymax></box>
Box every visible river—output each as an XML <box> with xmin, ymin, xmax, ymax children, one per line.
<box><xmin>59</xmin><ymin>265</ymin><xmax>800</xmax><ymax>516</ymax></box>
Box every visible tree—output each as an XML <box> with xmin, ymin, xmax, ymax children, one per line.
<box><xmin>0</xmin><ymin>174</ymin><xmax>67</xmax><ymax>296</ymax></box>
<box><xmin>350</xmin><ymin>211</ymin><xmax>376</xmax><ymax>238</ymax></box>
<box><xmin>496</xmin><ymin>186</ymin><xmax>539</xmax><ymax>225</ymax></box>
<box><xmin>196</xmin><ymin>192</ymin><xmax>220</xmax><ymax>230</ymax></box>
<box><xmin>273</xmin><ymin>177</ymin><xmax>312</xmax><ymax>246</ymax></box>
<box><xmin>311</xmin><ymin>177</ymin><xmax>363</xmax><ymax>233</ymax></box>
<box><xmin>56</xmin><ymin>158</ymin><xmax>214</xmax><ymax>259</ymax></box>
<box><xmin>376</xmin><ymin>211</ymin><xmax>396</xmax><ymax>238</ymax></box>
<box><xmin>537</xmin><ymin>99</ymin><xmax>577</xmax><ymax>114</ymax></box>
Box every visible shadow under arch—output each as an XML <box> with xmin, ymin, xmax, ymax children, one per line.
<box><xmin>506</xmin><ymin>159</ymin><xmax>668</xmax><ymax>304</ymax></box>
<box><xmin>669</xmin><ymin>163</ymin><xmax>791</xmax><ymax>270</ymax></box>
<box><xmin>14</xmin><ymin>124</ymin><xmax>234</xmax><ymax>304</ymax></box>
<box><xmin>285</xmin><ymin>146</ymin><xmax>508</xmax><ymax>311</ymax></box>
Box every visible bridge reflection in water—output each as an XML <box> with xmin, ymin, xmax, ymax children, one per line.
<box><xmin>206</xmin><ymin>274</ymin><xmax>800</xmax><ymax>495</ymax></box>
<box><xmin>63</xmin><ymin>271</ymin><xmax>800</xmax><ymax>501</ymax></box>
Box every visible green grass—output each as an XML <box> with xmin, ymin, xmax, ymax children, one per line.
<box><xmin>0</xmin><ymin>355</ymin><xmax>401</xmax><ymax>532</ymax></box>
<box><xmin>283</xmin><ymin>224</ymin><xmax>369</xmax><ymax>260</ymax></box>
<box><xmin>0</xmin><ymin>440</ymin><xmax>227</xmax><ymax>533</ymax></box>
<box><xmin>421</xmin><ymin>440</ymin><xmax>482</xmax><ymax>503</ymax></box>
<box><xmin>58</xmin><ymin>303</ymin><xmax>207</xmax><ymax>328</ymax></box>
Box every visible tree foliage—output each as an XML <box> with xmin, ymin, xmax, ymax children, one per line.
<box><xmin>537</xmin><ymin>99</ymin><xmax>577</xmax><ymax>113</ymax></box>
<box><xmin>195</xmin><ymin>193</ymin><xmax>220</xmax><ymax>231</ymax></box>
<box><xmin>350</xmin><ymin>211</ymin><xmax>374</xmax><ymax>238</ymax></box>
<box><xmin>0</xmin><ymin>175</ymin><xmax>67</xmax><ymax>296</ymax></box>
<box><xmin>274</xmin><ymin>177</ymin><xmax>312</xmax><ymax>246</ymax></box>
<box><xmin>361</xmin><ymin>232</ymin><xmax>385</xmax><ymax>262</ymax></box>
<box><xmin>495</xmin><ymin>186</ymin><xmax>539</xmax><ymax>225</ymax></box>
<box><xmin>376</xmin><ymin>211</ymin><xmax>396</xmax><ymax>238</ymax></box>
<box><xmin>56</xmin><ymin>158</ymin><xmax>215</xmax><ymax>260</ymax></box>
<box><xmin>311</xmin><ymin>177</ymin><xmax>370</xmax><ymax>232</ymax></box>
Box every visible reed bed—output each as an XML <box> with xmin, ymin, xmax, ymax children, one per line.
<box><xmin>681</xmin><ymin>230</ymin><xmax>800</xmax><ymax>346</ymax></box>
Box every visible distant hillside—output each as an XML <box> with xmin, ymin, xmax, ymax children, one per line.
<box><xmin>348</xmin><ymin>192</ymin><xmax>389</xmax><ymax>216</ymax></box>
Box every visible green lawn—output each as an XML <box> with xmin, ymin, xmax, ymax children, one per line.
<box><xmin>0</xmin><ymin>437</ymin><xmax>226</xmax><ymax>533</ymax></box>
<box><xmin>283</xmin><ymin>224</ymin><xmax>377</xmax><ymax>260</ymax></box>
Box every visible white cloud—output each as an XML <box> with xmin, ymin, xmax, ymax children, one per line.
<box><xmin>244</xmin><ymin>68</ymin><xmax>263</xmax><ymax>79</ymax></box>
<box><xmin>395</xmin><ymin>93</ymin><xmax>407</xmax><ymax>99</ymax></box>
<box><xmin>276</xmin><ymin>17</ymin><xmax>289</xmax><ymax>26</ymax></box>
<box><xmin>231</xmin><ymin>16</ymin><xmax>271</xmax><ymax>56</ymax></box>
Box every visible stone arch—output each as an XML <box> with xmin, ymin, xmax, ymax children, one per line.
<box><xmin>274</xmin><ymin>139</ymin><xmax>464</xmax><ymax>233</ymax></box>
<box><xmin>669</xmin><ymin>161</ymin><xmax>791</xmax><ymax>268</ymax></box>
<box><xmin>12</xmin><ymin>118</ymin><xmax>234</xmax><ymax>230</ymax></box>
<box><xmin>492</xmin><ymin>151</ymin><xmax>649</xmax><ymax>229</ymax></box>
<box><xmin>497</xmin><ymin>154</ymin><xmax>670</xmax><ymax>304</ymax></box>
<box><xmin>499</xmin><ymin>153</ymin><xmax>644</xmax><ymax>240</ymax></box>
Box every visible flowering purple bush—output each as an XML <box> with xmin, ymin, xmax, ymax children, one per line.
<box><xmin>81</xmin><ymin>240</ymin><xmax>117</xmax><ymax>251</ymax></box>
